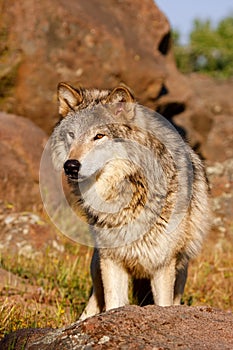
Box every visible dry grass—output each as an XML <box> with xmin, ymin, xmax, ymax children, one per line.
<box><xmin>0</xmin><ymin>243</ymin><xmax>93</xmax><ymax>339</ymax></box>
<box><xmin>183</xmin><ymin>229</ymin><xmax>233</xmax><ymax>310</ymax></box>
<box><xmin>0</xmin><ymin>229</ymin><xmax>232</xmax><ymax>340</ymax></box>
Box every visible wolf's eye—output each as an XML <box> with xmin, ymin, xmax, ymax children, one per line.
<box><xmin>93</xmin><ymin>133</ymin><xmax>105</xmax><ymax>140</ymax></box>
<box><xmin>67</xmin><ymin>131</ymin><xmax>74</xmax><ymax>139</ymax></box>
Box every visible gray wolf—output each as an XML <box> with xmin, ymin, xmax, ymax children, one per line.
<box><xmin>51</xmin><ymin>82</ymin><xmax>210</xmax><ymax>320</ymax></box>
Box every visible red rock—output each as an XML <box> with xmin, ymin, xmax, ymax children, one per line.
<box><xmin>202</xmin><ymin>115</ymin><xmax>233</xmax><ymax>162</ymax></box>
<box><xmin>0</xmin><ymin>0</ymin><xmax>191</xmax><ymax>133</ymax></box>
<box><xmin>0</xmin><ymin>112</ymin><xmax>47</xmax><ymax>211</ymax></box>
<box><xmin>1</xmin><ymin>305</ymin><xmax>232</xmax><ymax>349</ymax></box>
<box><xmin>174</xmin><ymin>74</ymin><xmax>233</xmax><ymax>160</ymax></box>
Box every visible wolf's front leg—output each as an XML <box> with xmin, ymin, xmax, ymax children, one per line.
<box><xmin>150</xmin><ymin>259</ymin><xmax>176</xmax><ymax>306</ymax></box>
<box><xmin>173</xmin><ymin>262</ymin><xmax>188</xmax><ymax>305</ymax></box>
<box><xmin>79</xmin><ymin>249</ymin><xmax>104</xmax><ymax>320</ymax></box>
<box><xmin>100</xmin><ymin>258</ymin><xmax>129</xmax><ymax>311</ymax></box>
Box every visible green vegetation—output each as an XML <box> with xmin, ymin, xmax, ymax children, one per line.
<box><xmin>173</xmin><ymin>15</ymin><xmax>233</xmax><ymax>78</ymax></box>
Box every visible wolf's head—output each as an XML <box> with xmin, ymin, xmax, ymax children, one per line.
<box><xmin>51</xmin><ymin>83</ymin><xmax>136</xmax><ymax>175</ymax></box>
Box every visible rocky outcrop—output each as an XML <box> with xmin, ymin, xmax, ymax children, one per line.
<box><xmin>0</xmin><ymin>112</ymin><xmax>47</xmax><ymax>211</ymax></box>
<box><xmin>1</xmin><ymin>1</ymin><xmax>232</xmax><ymax>159</ymax></box>
<box><xmin>174</xmin><ymin>74</ymin><xmax>233</xmax><ymax>159</ymax></box>
<box><xmin>0</xmin><ymin>0</ymin><xmax>190</xmax><ymax>133</ymax></box>
<box><xmin>1</xmin><ymin>305</ymin><xmax>232</xmax><ymax>349</ymax></box>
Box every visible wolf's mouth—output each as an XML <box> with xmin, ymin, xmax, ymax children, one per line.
<box><xmin>63</xmin><ymin>159</ymin><xmax>106</xmax><ymax>188</ymax></box>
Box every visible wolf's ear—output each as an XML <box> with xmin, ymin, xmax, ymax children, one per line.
<box><xmin>57</xmin><ymin>82</ymin><xmax>83</xmax><ymax>117</ymax></box>
<box><xmin>106</xmin><ymin>85</ymin><xmax>135</xmax><ymax>104</ymax></box>
<box><xmin>106</xmin><ymin>86</ymin><xmax>135</xmax><ymax>120</ymax></box>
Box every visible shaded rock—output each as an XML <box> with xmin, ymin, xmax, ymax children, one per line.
<box><xmin>188</xmin><ymin>75</ymin><xmax>233</xmax><ymax>118</ymax></box>
<box><xmin>0</xmin><ymin>0</ymin><xmax>191</xmax><ymax>133</ymax></box>
<box><xmin>1</xmin><ymin>305</ymin><xmax>232</xmax><ymax>349</ymax></box>
<box><xmin>174</xmin><ymin>74</ymin><xmax>233</xmax><ymax>160</ymax></box>
<box><xmin>0</xmin><ymin>328</ymin><xmax>54</xmax><ymax>350</ymax></box>
<box><xmin>0</xmin><ymin>112</ymin><xmax>47</xmax><ymax>212</ymax></box>
<box><xmin>203</xmin><ymin>115</ymin><xmax>233</xmax><ymax>162</ymax></box>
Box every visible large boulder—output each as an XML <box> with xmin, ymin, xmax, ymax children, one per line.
<box><xmin>1</xmin><ymin>305</ymin><xmax>232</xmax><ymax>349</ymax></box>
<box><xmin>1</xmin><ymin>1</ymin><xmax>233</xmax><ymax>161</ymax></box>
<box><xmin>0</xmin><ymin>112</ymin><xmax>47</xmax><ymax>211</ymax></box>
<box><xmin>0</xmin><ymin>0</ymin><xmax>191</xmax><ymax>133</ymax></box>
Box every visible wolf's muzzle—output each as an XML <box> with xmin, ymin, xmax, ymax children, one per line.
<box><xmin>64</xmin><ymin>159</ymin><xmax>81</xmax><ymax>179</ymax></box>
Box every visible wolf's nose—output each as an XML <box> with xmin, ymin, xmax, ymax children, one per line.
<box><xmin>64</xmin><ymin>159</ymin><xmax>81</xmax><ymax>178</ymax></box>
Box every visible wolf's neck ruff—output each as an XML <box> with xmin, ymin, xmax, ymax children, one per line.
<box><xmin>77</xmin><ymin>165</ymin><xmax>149</xmax><ymax>229</ymax></box>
